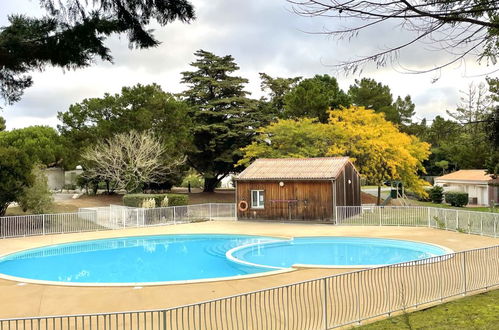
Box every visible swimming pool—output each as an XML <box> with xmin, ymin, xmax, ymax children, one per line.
<box><xmin>0</xmin><ymin>234</ymin><xmax>450</xmax><ymax>285</ymax></box>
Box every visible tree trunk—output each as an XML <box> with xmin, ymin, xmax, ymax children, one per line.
<box><xmin>0</xmin><ymin>203</ymin><xmax>8</xmax><ymax>217</ymax></box>
<box><xmin>377</xmin><ymin>185</ymin><xmax>381</xmax><ymax>206</ymax></box>
<box><xmin>203</xmin><ymin>177</ymin><xmax>219</xmax><ymax>192</ymax></box>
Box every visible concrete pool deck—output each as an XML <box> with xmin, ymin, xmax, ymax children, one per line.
<box><xmin>0</xmin><ymin>221</ymin><xmax>497</xmax><ymax>319</ymax></box>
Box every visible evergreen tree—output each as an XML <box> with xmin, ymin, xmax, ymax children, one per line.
<box><xmin>284</xmin><ymin>74</ymin><xmax>350</xmax><ymax>123</ymax></box>
<box><xmin>259</xmin><ymin>73</ymin><xmax>301</xmax><ymax>118</ymax></box>
<box><xmin>348</xmin><ymin>78</ymin><xmax>397</xmax><ymax>123</ymax></box>
<box><xmin>0</xmin><ymin>0</ymin><xmax>195</xmax><ymax>104</ymax></box>
<box><xmin>181</xmin><ymin>50</ymin><xmax>266</xmax><ymax>192</ymax></box>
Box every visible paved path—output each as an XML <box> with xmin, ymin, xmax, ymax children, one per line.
<box><xmin>0</xmin><ymin>221</ymin><xmax>497</xmax><ymax>319</ymax></box>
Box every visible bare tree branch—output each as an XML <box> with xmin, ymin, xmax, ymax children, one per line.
<box><xmin>288</xmin><ymin>0</ymin><xmax>499</xmax><ymax>73</ymax></box>
<box><xmin>82</xmin><ymin>130</ymin><xmax>185</xmax><ymax>192</ymax></box>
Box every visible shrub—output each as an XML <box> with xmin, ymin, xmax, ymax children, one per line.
<box><xmin>444</xmin><ymin>191</ymin><xmax>468</xmax><ymax>207</ymax></box>
<box><xmin>181</xmin><ymin>173</ymin><xmax>204</xmax><ymax>188</ymax></box>
<box><xmin>141</xmin><ymin>198</ymin><xmax>156</xmax><ymax>208</ymax></box>
<box><xmin>17</xmin><ymin>166</ymin><xmax>54</xmax><ymax>214</ymax></box>
<box><xmin>123</xmin><ymin>194</ymin><xmax>188</xmax><ymax>208</ymax></box>
<box><xmin>429</xmin><ymin>186</ymin><xmax>444</xmax><ymax>204</ymax></box>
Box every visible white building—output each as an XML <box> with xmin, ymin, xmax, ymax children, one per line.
<box><xmin>434</xmin><ymin>170</ymin><xmax>499</xmax><ymax>206</ymax></box>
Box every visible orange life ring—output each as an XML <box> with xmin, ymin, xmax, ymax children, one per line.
<box><xmin>238</xmin><ymin>200</ymin><xmax>249</xmax><ymax>212</ymax></box>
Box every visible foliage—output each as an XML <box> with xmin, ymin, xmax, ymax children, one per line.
<box><xmin>0</xmin><ymin>146</ymin><xmax>34</xmax><ymax>216</ymax></box>
<box><xmin>0</xmin><ymin>126</ymin><xmax>66</xmax><ymax>167</ymax></box>
<box><xmin>259</xmin><ymin>73</ymin><xmax>301</xmax><ymax>118</ymax></box>
<box><xmin>58</xmin><ymin>83</ymin><xmax>191</xmax><ymax>185</ymax></box>
<box><xmin>17</xmin><ymin>166</ymin><xmax>54</xmax><ymax>214</ymax></box>
<box><xmin>0</xmin><ymin>0</ymin><xmax>195</xmax><ymax>104</ymax></box>
<box><xmin>181</xmin><ymin>172</ymin><xmax>205</xmax><ymax>189</ymax></box>
<box><xmin>0</xmin><ymin>116</ymin><xmax>5</xmax><ymax>131</ymax></box>
<box><xmin>160</xmin><ymin>196</ymin><xmax>169</xmax><ymax>207</ymax></box>
<box><xmin>348</xmin><ymin>78</ymin><xmax>394</xmax><ymax>121</ymax></box>
<box><xmin>141</xmin><ymin>198</ymin><xmax>156</xmax><ymax>209</ymax></box>
<box><xmin>429</xmin><ymin>186</ymin><xmax>444</xmax><ymax>204</ymax></box>
<box><xmin>283</xmin><ymin>74</ymin><xmax>350</xmax><ymax>123</ymax></box>
<box><xmin>123</xmin><ymin>193</ymin><xmax>188</xmax><ymax>207</ymax></box>
<box><xmin>326</xmin><ymin>106</ymin><xmax>431</xmax><ymax>197</ymax></box>
<box><xmin>239</xmin><ymin>118</ymin><xmax>332</xmax><ymax>165</ymax></box>
<box><xmin>485</xmin><ymin>151</ymin><xmax>499</xmax><ymax>178</ymax></box>
<box><xmin>181</xmin><ymin>50</ymin><xmax>269</xmax><ymax>192</ymax></box>
<box><xmin>241</xmin><ymin>106</ymin><xmax>431</xmax><ymax>199</ymax></box>
<box><xmin>434</xmin><ymin>160</ymin><xmax>449</xmax><ymax>175</ymax></box>
<box><xmin>444</xmin><ymin>192</ymin><xmax>469</xmax><ymax>207</ymax></box>
<box><xmin>82</xmin><ymin>130</ymin><xmax>184</xmax><ymax>193</ymax></box>
<box><xmin>289</xmin><ymin>1</ymin><xmax>499</xmax><ymax>73</ymax></box>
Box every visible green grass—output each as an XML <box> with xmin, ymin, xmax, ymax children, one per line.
<box><xmin>358</xmin><ymin>289</ymin><xmax>499</xmax><ymax>330</ymax></box>
<box><xmin>413</xmin><ymin>200</ymin><xmax>499</xmax><ymax>213</ymax></box>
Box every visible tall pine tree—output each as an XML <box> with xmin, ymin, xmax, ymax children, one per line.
<box><xmin>181</xmin><ymin>50</ymin><xmax>266</xmax><ymax>192</ymax></box>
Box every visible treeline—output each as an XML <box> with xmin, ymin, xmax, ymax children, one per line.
<box><xmin>1</xmin><ymin>49</ymin><xmax>498</xmax><ymax>215</ymax></box>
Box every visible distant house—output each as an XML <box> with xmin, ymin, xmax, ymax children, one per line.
<box><xmin>434</xmin><ymin>170</ymin><xmax>499</xmax><ymax>206</ymax></box>
<box><xmin>235</xmin><ymin>157</ymin><xmax>361</xmax><ymax>221</ymax></box>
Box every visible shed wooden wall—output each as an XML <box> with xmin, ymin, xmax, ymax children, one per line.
<box><xmin>236</xmin><ymin>181</ymin><xmax>333</xmax><ymax>220</ymax></box>
<box><xmin>334</xmin><ymin>162</ymin><xmax>362</xmax><ymax>207</ymax></box>
<box><xmin>236</xmin><ymin>161</ymin><xmax>361</xmax><ymax>221</ymax></box>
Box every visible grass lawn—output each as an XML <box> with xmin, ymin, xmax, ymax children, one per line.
<box><xmin>412</xmin><ymin>200</ymin><xmax>499</xmax><ymax>213</ymax></box>
<box><xmin>359</xmin><ymin>289</ymin><xmax>499</xmax><ymax>330</ymax></box>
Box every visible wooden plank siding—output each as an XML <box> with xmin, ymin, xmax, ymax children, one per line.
<box><xmin>334</xmin><ymin>162</ymin><xmax>361</xmax><ymax>207</ymax></box>
<box><xmin>237</xmin><ymin>181</ymin><xmax>334</xmax><ymax>220</ymax></box>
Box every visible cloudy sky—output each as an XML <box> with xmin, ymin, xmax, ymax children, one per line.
<box><xmin>1</xmin><ymin>0</ymin><xmax>496</xmax><ymax>130</ymax></box>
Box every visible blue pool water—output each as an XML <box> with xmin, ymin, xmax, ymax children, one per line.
<box><xmin>228</xmin><ymin>237</ymin><xmax>449</xmax><ymax>269</ymax></box>
<box><xmin>0</xmin><ymin>235</ymin><xmax>449</xmax><ymax>284</ymax></box>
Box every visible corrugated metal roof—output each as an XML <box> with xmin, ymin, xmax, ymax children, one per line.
<box><xmin>435</xmin><ymin>170</ymin><xmax>494</xmax><ymax>182</ymax></box>
<box><xmin>236</xmin><ymin>157</ymin><xmax>351</xmax><ymax>180</ymax></box>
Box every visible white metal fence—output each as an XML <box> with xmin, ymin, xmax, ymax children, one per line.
<box><xmin>0</xmin><ymin>204</ymin><xmax>498</xmax><ymax>329</ymax></box>
<box><xmin>1</xmin><ymin>244</ymin><xmax>497</xmax><ymax>329</ymax></box>
<box><xmin>0</xmin><ymin>203</ymin><xmax>236</xmax><ymax>239</ymax></box>
<box><xmin>336</xmin><ymin>206</ymin><xmax>499</xmax><ymax>238</ymax></box>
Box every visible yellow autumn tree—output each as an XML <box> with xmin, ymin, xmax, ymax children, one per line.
<box><xmin>240</xmin><ymin>106</ymin><xmax>431</xmax><ymax>204</ymax></box>
<box><xmin>238</xmin><ymin>117</ymin><xmax>332</xmax><ymax>166</ymax></box>
<box><xmin>326</xmin><ymin>106</ymin><xmax>430</xmax><ymax>203</ymax></box>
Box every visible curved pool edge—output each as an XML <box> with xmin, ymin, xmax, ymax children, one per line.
<box><xmin>0</xmin><ymin>266</ymin><xmax>296</xmax><ymax>287</ymax></box>
<box><xmin>226</xmin><ymin>236</ymin><xmax>455</xmax><ymax>270</ymax></box>
<box><xmin>0</xmin><ymin>234</ymin><xmax>456</xmax><ymax>287</ymax></box>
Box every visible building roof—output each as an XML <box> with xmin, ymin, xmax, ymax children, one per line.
<box><xmin>435</xmin><ymin>170</ymin><xmax>495</xmax><ymax>182</ymax></box>
<box><xmin>236</xmin><ymin>157</ymin><xmax>353</xmax><ymax>181</ymax></box>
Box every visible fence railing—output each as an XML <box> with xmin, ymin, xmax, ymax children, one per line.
<box><xmin>1</xmin><ymin>244</ymin><xmax>497</xmax><ymax>330</ymax></box>
<box><xmin>336</xmin><ymin>206</ymin><xmax>499</xmax><ymax>238</ymax></box>
<box><xmin>0</xmin><ymin>203</ymin><xmax>236</xmax><ymax>239</ymax></box>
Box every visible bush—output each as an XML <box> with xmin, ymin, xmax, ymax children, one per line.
<box><xmin>123</xmin><ymin>194</ymin><xmax>189</xmax><ymax>208</ymax></box>
<box><xmin>17</xmin><ymin>166</ymin><xmax>54</xmax><ymax>214</ymax></box>
<box><xmin>444</xmin><ymin>191</ymin><xmax>468</xmax><ymax>207</ymax></box>
<box><xmin>181</xmin><ymin>173</ymin><xmax>204</xmax><ymax>188</ymax></box>
<box><xmin>429</xmin><ymin>186</ymin><xmax>444</xmax><ymax>204</ymax></box>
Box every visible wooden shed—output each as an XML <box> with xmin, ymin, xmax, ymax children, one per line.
<box><xmin>235</xmin><ymin>157</ymin><xmax>361</xmax><ymax>221</ymax></box>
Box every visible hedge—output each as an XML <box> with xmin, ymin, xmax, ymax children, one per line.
<box><xmin>444</xmin><ymin>191</ymin><xmax>468</xmax><ymax>207</ymax></box>
<box><xmin>429</xmin><ymin>186</ymin><xmax>444</xmax><ymax>204</ymax></box>
<box><xmin>123</xmin><ymin>194</ymin><xmax>189</xmax><ymax>208</ymax></box>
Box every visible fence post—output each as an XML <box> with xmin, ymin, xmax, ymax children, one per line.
<box><xmin>42</xmin><ymin>214</ymin><xmax>46</xmax><ymax>235</ymax></box>
<box><xmin>323</xmin><ymin>278</ymin><xmax>328</xmax><ymax>330</ymax></box>
<box><xmin>173</xmin><ymin>206</ymin><xmax>176</xmax><ymax>225</ymax></box>
<box><xmin>463</xmin><ymin>252</ymin><xmax>467</xmax><ymax>295</ymax></box>
<box><xmin>456</xmin><ymin>210</ymin><xmax>459</xmax><ymax>231</ymax></box>
<box><xmin>209</xmin><ymin>203</ymin><xmax>212</xmax><ymax>221</ymax></box>
<box><xmin>494</xmin><ymin>218</ymin><xmax>497</xmax><ymax>238</ymax></box>
<box><xmin>379</xmin><ymin>207</ymin><xmax>382</xmax><ymax>226</ymax></box>
<box><xmin>427</xmin><ymin>207</ymin><xmax>431</xmax><ymax>227</ymax></box>
<box><xmin>335</xmin><ymin>206</ymin><xmax>338</xmax><ymax>224</ymax></box>
<box><xmin>480</xmin><ymin>214</ymin><xmax>483</xmax><ymax>236</ymax></box>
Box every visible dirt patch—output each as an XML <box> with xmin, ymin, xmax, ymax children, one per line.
<box><xmin>361</xmin><ymin>192</ymin><xmax>379</xmax><ymax>205</ymax></box>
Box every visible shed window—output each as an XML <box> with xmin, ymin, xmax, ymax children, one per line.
<box><xmin>251</xmin><ymin>190</ymin><xmax>265</xmax><ymax>209</ymax></box>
